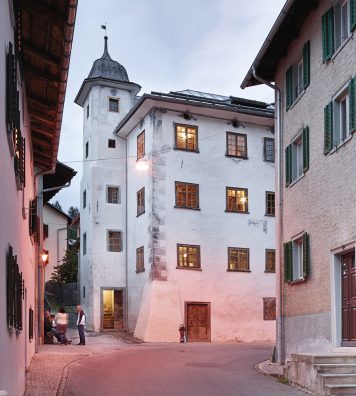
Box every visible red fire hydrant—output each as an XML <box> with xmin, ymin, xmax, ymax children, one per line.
<box><xmin>179</xmin><ymin>324</ymin><xmax>186</xmax><ymax>343</ymax></box>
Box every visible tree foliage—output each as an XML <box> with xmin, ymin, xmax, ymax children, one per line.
<box><xmin>68</xmin><ymin>206</ymin><xmax>79</xmax><ymax>218</ymax></box>
<box><xmin>50</xmin><ymin>248</ymin><xmax>78</xmax><ymax>285</ymax></box>
<box><xmin>52</xmin><ymin>200</ymin><xmax>63</xmax><ymax>211</ymax></box>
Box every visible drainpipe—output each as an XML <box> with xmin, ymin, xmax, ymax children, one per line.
<box><xmin>252</xmin><ymin>68</ymin><xmax>284</xmax><ymax>364</ymax></box>
<box><xmin>125</xmin><ymin>139</ymin><xmax>129</xmax><ymax>331</ymax></box>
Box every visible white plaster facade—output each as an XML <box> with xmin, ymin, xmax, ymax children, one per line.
<box><xmin>43</xmin><ymin>204</ymin><xmax>71</xmax><ymax>283</ymax></box>
<box><xmin>77</xmin><ymin>40</ymin><xmax>276</xmax><ymax>342</ymax></box>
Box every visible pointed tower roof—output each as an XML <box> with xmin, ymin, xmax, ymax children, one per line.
<box><xmin>88</xmin><ymin>36</ymin><xmax>129</xmax><ymax>82</ymax></box>
<box><xmin>75</xmin><ymin>36</ymin><xmax>141</xmax><ymax>107</ymax></box>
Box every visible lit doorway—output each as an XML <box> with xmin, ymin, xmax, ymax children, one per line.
<box><xmin>101</xmin><ymin>289</ymin><xmax>124</xmax><ymax>330</ymax></box>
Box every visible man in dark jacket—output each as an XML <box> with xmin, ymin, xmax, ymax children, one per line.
<box><xmin>76</xmin><ymin>305</ymin><xmax>86</xmax><ymax>345</ymax></box>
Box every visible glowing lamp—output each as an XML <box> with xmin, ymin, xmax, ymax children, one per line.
<box><xmin>136</xmin><ymin>158</ymin><xmax>149</xmax><ymax>171</ymax></box>
<box><xmin>41</xmin><ymin>250</ymin><xmax>49</xmax><ymax>266</ymax></box>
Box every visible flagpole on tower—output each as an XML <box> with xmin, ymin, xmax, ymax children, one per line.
<box><xmin>101</xmin><ymin>23</ymin><xmax>107</xmax><ymax>36</ymax></box>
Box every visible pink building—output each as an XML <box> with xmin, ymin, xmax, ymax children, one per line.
<box><xmin>0</xmin><ymin>2</ymin><xmax>77</xmax><ymax>395</ymax></box>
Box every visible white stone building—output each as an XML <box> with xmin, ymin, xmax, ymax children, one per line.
<box><xmin>77</xmin><ymin>38</ymin><xmax>276</xmax><ymax>342</ymax></box>
<box><xmin>242</xmin><ymin>0</ymin><xmax>356</xmax><ymax>394</ymax></box>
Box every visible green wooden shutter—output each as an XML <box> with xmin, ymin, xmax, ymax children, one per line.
<box><xmin>349</xmin><ymin>77</ymin><xmax>356</xmax><ymax>134</ymax></box>
<box><xmin>303</xmin><ymin>126</ymin><xmax>309</xmax><ymax>172</ymax></box>
<box><xmin>285</xmin><ymin>144</ymin><xmax>292</xmax><ymax>186</ymax></box>
<box><xmin>284</xmin><ymin>242</ymin><xmax>293</xmax><ymax>282</ymax></box>
<box><xmin>303</xmin><ymin>232</ymin><xmax>310</xmax><ymax>279</ymax></box>
<box><xmin>350</xmin><ymin>0</ymin><xmax>356</xmax><ymax>32</ymax></box>
<box><xmin>324</xmin><ymin>101</ymin><xmax>333</xmax><ymax>154</ymax></box>
<box><xmin>303</xmin><ymin>41</ymin><xmax>310</xmax><ymax>89</ymax></box>
<box><xmin>322</xmin><ymin>8</ymin><xmax>335</xmax><ymax>61</ymax></box>
<box><xmin>286</xmin><ymin>66</ymin><xmax>293</xmax><ymax>111</ymax></box>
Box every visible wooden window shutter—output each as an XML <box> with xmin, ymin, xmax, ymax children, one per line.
<box><xmin>302</xmin><ymin>126</ymin><xmax>309</xmax><ymax>172</ymax></box>
<box><xmin>6</xmin><ymin>42</ymin><xmax>17</xmax><ymax>135</ymax></box>
<box><xmin>303</xmin><ymin>41</ymin><xmax>310</xmax><ymax>89</ymax></box>
<box><xmin>286</xmin><ymin>66</ymin><xmax>293</xmax><ymax>110</ymax></box>
<box><xmin>324</xmin><ymin>101</ymin><xmax>333</xmax><ymax>154</ymax></box>
<box><xmin>349</xmin><ymin>77</ymin><xmax>356</xmax><ymax>134</ymax></box>
<box><xmin>350</xmin><ymin>0</ymin><xmax>356</xmax><ymax>32</ymax></box>
<box><xmin>303</xmin><ymin>232</ymin><xmax>310</xmax><ymax>279</ymax></box>
<box><xmin>285</xmin><ymin>144</ymin><xmax>292</xmax><ymax>186</ymax></box>
<box><xmin>284</xmin><ymin>241</ymin><xmax>293</xmax><ymax>282</ymax></box>
<box><xmin>322</xmin><ymin>8</ymin><xmax>335</xmax><ymax>61</ymax></box>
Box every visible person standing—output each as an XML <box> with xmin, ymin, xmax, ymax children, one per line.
<box><xmin>76</xmin><ymin>305</ymin><xmax>86</xmax><ymax>345</ymax></box>
<box><xmin>56</xmin><ymin>307</ymin><xmax>71</xmax><ymax>345</ymax></box>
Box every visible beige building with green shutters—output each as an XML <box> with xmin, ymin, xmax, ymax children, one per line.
<box><xmin>242</xmin><ymin>0</ymin><xmax>356</xmax><ymax>394</ymax></box>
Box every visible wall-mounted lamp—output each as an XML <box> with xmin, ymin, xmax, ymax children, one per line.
<box><xmin>41</xmin><ymin>250</ymin><xmax>49</xmax><ymax>266</ymax></box>
<box><xmin>136</xmin><ymin>158</ymin><xmax>149</xmax><ymax>171</ymax></box>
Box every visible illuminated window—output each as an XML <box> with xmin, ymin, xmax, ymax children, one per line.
<box><xmin>265</xmin><ymin>249</ymin><xmax>276</xmax><ymax>273</ymax></box>
<box><xmin>137</xmin><ymin>131</ymin><xmax>145</xmax><ymax>160</ymax></box>
<box><xmin>177</xmin><ymin>244</ymin><xmax>200</xmax><ymax>269</ymax></box>
<box><xmin>175</xmin><ymin>182</ymin><xmax>199</xmax><ymax>209</ymax></box>
<box><xmin>107</xmin><ymin>230</ymin><xmax>122</xmax><ymax>252</ymax></box>
<box><xmin>136</xmin><ymin>247</ymin><xmax>144</xmax><ymax>272</ymax></box>
<box><xmin>175</xmin><ymin>124</ymin><xmax>198</xmax><ymax>151</ymax></box>
<box><xmin>226</xmin><ymin>187</ymin><xmax>248</xmax><ymax>213</ymax></box>
<box><xmin>137</xmin><ymin>187</ymin><xmax>145</xmax><ymax>216</ymax></box>
<box><xmin>265</xmin><ymin>191</ymin><xmax>275</xmax><ymax>216</ymax></box>
<box><xmin>228</xmin><ymin>247</ymin><xmax>249</xmax><ymax>271</ymax></box>
<box><xmin>226</xmin><ymin>132</ymin><xmax>247</xmax><ymax>158</ymax></box>
<box><xmin>109</xmin><ymin>98</ymin><xmax>119</xmax><ymax>112</ymax></box>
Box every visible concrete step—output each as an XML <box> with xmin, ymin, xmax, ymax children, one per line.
<box><xmin>312</xmin><ymin>356</ymin><xmax>356</xmax><ymax>365</ymax></box>
<box><xmin>316</xmin><ymin>364</ymin><xmax>356</xmax><ymax>374</ymax></box>
<box><xmin>320</xmin><ymin>373</ymin><xmax>356</xmax><ymax>386</ymax></box>
<box><xmin>324</xmin><ymin>384</ymin><xmax>356</xmax><ymax>396</ymax></box>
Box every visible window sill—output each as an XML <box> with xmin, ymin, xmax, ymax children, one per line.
<box><xmin>329</xmin><ymin>134</ymin><xmax>353</xmax><ymax>156</ymax></box>
<box><xmin>136</xmin><ymin>269</ymin><xmax>145</xmax><ymax>273</ymax></box>
<box><xmin>176</xmin><ymin>266</ymin><xmax>202</xmax><ymax>271</ymax></box>
<box><xmin>173</xmin><ymin>148</ymin><xmax>200</xmax><ymax>154</ymax></box>
<box><xmin>136</xmin><ymin>211</ymin><xmax>145</xmax><ymax>217</ymax></box>
<box><xmin>328</xmin><ymin>34</ymin><xmax>353</xmax><ymax>63</ymax></box>
<box><xmin>225</xmin><ymin>154</ymin><xmax>248</xmax><ymax>160</ymax></box>
<box><xmin>174</xmin><ymin>206</ymin><xmax>200</xmax><ymax>211</ymax></box>
<box><xmin>225</xmin><ymin>210</ymin><xmax>249</xmax><ymax>214</ymax></box>
<box><xmin>288</xmin><ymin>278</ymin><xmax>306</xmax><ymax>285</ymax></box>
<box><xmin>288</xmin><ymin>173</ymin><xmax>305</xmax><ymax>188</ymax></box>
<box><xmin>227</xmin><ymin>269</ymin><xmax>251</xmax><ymax>273</ymax></box>
<box><xmin>287</xmin><ymin>90</ymin><xmax>306</xmax><ymax>112</ymax></box>
<box><xmin>263</xmin><ymin>159</ymin><xmax>275</xmax><ymax>163</ymax></box>
<box><xmin>265</xmin><ymin>213</ymin><xmax>275</xmax><ymax>217</ymax></box>
<box><xmin>264</xmin><ymin>270</ymin><xmax>275</xmax><ymax>274</ymax></box>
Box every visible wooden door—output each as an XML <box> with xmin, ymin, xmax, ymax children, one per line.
<box><xmin>113</xmin><ymin>290</ymin><xmax>124</xmax><ymax>330</ymax></box>
<box><xmin>341</xmin><ymin>252</ymin><xmax>356</xmax><ymax>346</ymax></box>
<box><xmin>186</xmin><ymin>303</ymin><xmax>210</xmax><ymax>342</ymax></box>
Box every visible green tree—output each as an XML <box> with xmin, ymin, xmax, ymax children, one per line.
<box><xmin>68</xmin><ymin>206</ymin><xmax>79</xmax><ymax>218</ymax></box>
<box><xmin>52</xmin><ymin>200</ymin><xmax>62</xmax><ymax>211</ymax></box>
<box><xmin>50</xmin><ymin>248</ymin><xmax>78</xmax><ymax>285</ymax></box>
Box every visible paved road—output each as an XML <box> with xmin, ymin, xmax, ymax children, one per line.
<box><xmin>64</xmin><ymin>342</ymin><xmax>304</xmax><ymax>396</ymax></box>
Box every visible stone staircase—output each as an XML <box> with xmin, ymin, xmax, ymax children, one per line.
<box><xmin>286</xmin><ymin>354</ymin><xmax>356</xmax><ymax>396</ymax></box>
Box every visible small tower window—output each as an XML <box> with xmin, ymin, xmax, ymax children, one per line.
<box><xmin>86</xmin><ymin>104</ymin><xmax>89</xmax><ymax>118</ymax></box>
<box><xmin>85</xmin><ymin>141</ymin><xmax>89</xmax><ymax>158</ymax></box>
<box><xmin>108</xmin><ymin>139</ymin><xmax>116</xmax><ymax>148</ymax></box>
<box><xmin>109</xmin><ymin>98</ymin><xmax>119</xmax><ymax>112</ymax></box>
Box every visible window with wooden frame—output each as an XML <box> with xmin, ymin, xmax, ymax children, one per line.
<box><xmin>83</xmin><ymin>233</ymin><xmax>87</xmax><ymax>255</ymax></box>
<box><xmin>29</xmin><ymin>308</ymin><xmax>34</xmax><ymax>340</ymax></box>
<box><xmin>108</xmin><ymin>139</ymin><xmax>116</xmax><ymax>148</ymax></box>
<box><xmin>265</xmin><ymin>191</ymin><xmax>275</xmax><ymax>216</ymax></box>
<box><xmin>43</xmin><ymin>224</ymin><xmax>49</xmax><ymax>240</ymax></box>
<box><xmin>175</xmin><ymin>182</ymin><xmax>199</xmax><ymax>210</ymax></box>
<box><xmin>137</xmin><ymin>187</ymin><xmax>145</xmax><ymax>216</ymax></box>
<box><xmin>7</xmin><ymin>245</ymin><xmax>23</xmax><ymax>333</ymax></box>
<box><xmin>226</xmin><ymin>187</ymin><xmax>248</xmax><ymax>213</ymax></box>
<box><xmin>107</xmin><ymin>230</ymin><xmax>122</xmax><ymax>252</ymax></box>
<box><xmin>137</xmin><ymin>131</ymin><xmax>145</xmax><ymax>160</ymax></box>
<box><xmin>284</xmin><ymin>232</ymin><xmax>310</xmax><ymax>283</ymax></box>
<box><xmin>226</xmin><ymin>132</ymin><xmax>247</xmax><ymax>158</ymax></box>
<box><xmin>285</xmin><ymin>126</ymin><xmax>309</xmax><ymax>186</ymax></box>
<box><xmin>177</xmin><ymin>244</ymin><xmax>201</xmax><ymax>269</ymax></box>
<box><xmin>29</xmin><ymin>198</ymin><xmax>40</xmax><ymax>245</ymax></box>
<box><xmin>265</xmin><ymin>249</ymin><xmax>276</xmax><ymax>273</ymax></box>
<box><xmin>107</xmin><ymin>186</ymin><xmax>120</xmax><ymax>204</ymax></box>
<box><xmin>263</xmin><ymin>298</ymin><xmax>276</xmax><ymax>320</ymax></box>
<box><xmin>264</xmin><ymin>137</ymin><xmax>275</xmax><ymax>162</ymax></box>
<box><xmin>109</xmin><ymin>97</ymin><xmax>119</xmax><ymax>112</ymax></box>
<box><xmin>175</xmin><ymin>124</ymin><xmax>198</xmax><ymax>152</ymax></box>
<box><xmin>228</xmin><ymin>247</ymin><xmax>250</xmax><ymax>271</ymax></box>
<box><xmin>285</xmin><ymin>41</ymin><xmax>310</xmax><ymax>110</ymax></box>
<box><xmin>136</xmin><ymin>246</ymin><xmax>144</xmax><ymax>272</ymax></box>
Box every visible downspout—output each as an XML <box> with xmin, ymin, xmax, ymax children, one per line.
<box><xmin>125</xmin><ymin>139</ymin><xmax>129</xmax><ymax>330</ymax></box>
<box><xmin>252</xmin><ymin>67</ymin><xmax>284</xmax><ymax>364</ymax></box>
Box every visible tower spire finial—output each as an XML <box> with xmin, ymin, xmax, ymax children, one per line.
<box><xmin>100</xmin><ymin>24</ymin><xmax>111</xmax><ymax>59</ymax></box>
